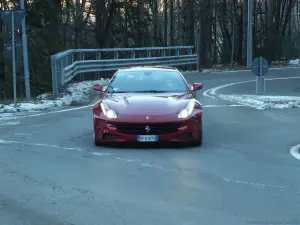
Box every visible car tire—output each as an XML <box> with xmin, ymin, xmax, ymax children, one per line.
<box><xmin>93</xmin><ymin>131</ymin><xmax>101</xmax><ymax>146</ymax></box>
<box><xmin>190</xmin><ymin>121</ymin><xmax>203</xmax><ymax>147</ymax></box>
<box><xmin>191</xmin><ymin>132</ymin><xmax>202</xmax><ymax>146</ymax></box>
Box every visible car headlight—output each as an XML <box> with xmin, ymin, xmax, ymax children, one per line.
<box><xmin>178</xmin><ymin>100</ymin><xmax>196</xmax><ymax>118</ymax></box>
<box><xmin>100</xmin><ymin>101</ymin><xmax>117</xmax><ymax>119</ymax></box>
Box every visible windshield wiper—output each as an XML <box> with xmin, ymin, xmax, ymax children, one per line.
<box><xmin>133</xmin><ymin>90</ymin><xmax>168</xmax><ymax>93</ymax></box>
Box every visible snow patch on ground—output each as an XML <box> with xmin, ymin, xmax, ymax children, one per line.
<box><xmin>185</xmin><ymin>69</ymin><xmax>218</xmax><ymax>74</ymax></box>
<box><xmin>217</xmin><ymin>94</ymin><xmax>300</xmax><ymax>110</ymax></box>
<box><xmin>289</xmin><ymin>59</ymin><xmax>300</xmax><ymax>65</ymax></box>
<box><xmin>0</xmin><ymin>78</ymin><xmax>110</xmax><ymax>115</ymax></box>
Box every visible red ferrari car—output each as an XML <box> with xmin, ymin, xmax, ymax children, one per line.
<box><xmin>92</xmin><ymin>66</ymin><xmax>203</xmax><ymax>146</ymax></box>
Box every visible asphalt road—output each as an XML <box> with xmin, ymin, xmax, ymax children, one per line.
<box><xmin>214</xmin><ymin>68</ymin><xmax>300</xmax><ymax>96</ymax></box>
<box><xmin>1</xmin><ymin>68</ymin><xmax>300</xmax><ymax>225</ymax></box>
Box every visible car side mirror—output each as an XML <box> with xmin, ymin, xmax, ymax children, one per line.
<box><xmin>93</xmin><ymin>84</ymin><xmax>103</xmax><ymax>92</ymax></box>
<box><xmin>192</xmin><ymin>83</ymin><xmax>203</xmax><ymax>91</ymax></box>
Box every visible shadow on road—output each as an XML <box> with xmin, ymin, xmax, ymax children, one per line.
<box><xmin>97</xmin><ymin>142</ymin><xmax>199</xmax><ymax>150</ymax></box>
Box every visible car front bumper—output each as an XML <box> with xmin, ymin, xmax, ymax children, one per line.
<box><xmin>93</xmin><ymin>113</ymin><xmax>202</xmax><ymax>143</ymax></box>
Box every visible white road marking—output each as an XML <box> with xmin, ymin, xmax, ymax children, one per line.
<box><xmin>0</xmin><ymin>121</ymin><xmax>20</xmax><ymax>126</ymax></box>
<box><xmin>203</xmin><ymin>76</ymin><xmax>300</xmax><ymax>107</ymax></box>
<box><xmin>203</xmin><ymin>104</ymin><xmax>246</xmax><ymax>108</ymax></box>
<box><xmin>0</xmin><ymin>116</ymin><xmax>18</xmax><ymax>121</ymax></box>
<box><xmin>203</xmin><ymin>80</ymin><xmax>254</xmax><ymax>98</ymax></box>
<box><xmin>18</xmin><ymin>105</ymin><xmax>93</xmax><ymax>118</ymax></box>
<box><xmin>199</xmin><ymin>66</ymin><xmax>300</xmax><ymax>74</ymax></box>
<box><xmin>140</xmin><ymin>162</ymin><xmax>164</xmax><ymax>169</ymax></box>
<box><xmin>116</xmin><ymin>157</ymin><xmax>135</xmax><ymax>162</ymax></box>
<box><xmin>13</xmin><ymin>133</ymin><xmax>32</xmax><ymax>136</ymax></box>
<box><xmin>91</xmin><ymin>152</ymin><xmax>111</xmax><ymax>156</ymax></box>
<box><xmin>116</xmin><ymin>157</ymin><xmax>164</xmax><ymax>169</ymax></box>
<box><xmin>0</xmin><ymin>138</ymin><xmax>83</xmax><ymax>152</ymax></box>
<box><xmin>0</xmin><ymin>138</ymin><xmax>163</xmax><ymax>169</ymax></box>
<box><xmin>0</xmin><ymin>139</ymin><xmax>18</xmax><ymax>144</ymax></box>
<box><xmin>203</xmin><ymin>76</ymin><xmax>300</xmax><ymax>98</ymax></box>
<box><xmin>223</xmin><ymin>177</ymin><xmax>293</xmax><ymax>192</ymax></box>
<box><xmin>290</xmin><ymin>144</ymin><xmax>300</xmax><ymax>160</ymax></box>
<box><xmin>24</xmin><ymin>124</ymin><xmax>47</xmax><ymax>128</ymax></box>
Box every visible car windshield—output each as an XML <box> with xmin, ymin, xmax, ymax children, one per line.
<box><xmin>106</xmin><ymin>70</ymin><xmax>189</xmax><ymax>93</ymax></box>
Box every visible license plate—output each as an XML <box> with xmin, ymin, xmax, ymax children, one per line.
<box><xmin>137</xmin><ymin>135</ymin><xmax>158</xmax><ymax>142</ymax></box>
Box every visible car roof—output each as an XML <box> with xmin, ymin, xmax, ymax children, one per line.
<box><xmin>117</xmin><ymin>66</ymin><xmax>178</xmax><ymax>72</ymax></box>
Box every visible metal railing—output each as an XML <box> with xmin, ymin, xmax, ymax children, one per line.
<box><xmin>51</xmin><ymin>46</ymin><xmax>199</xmax><ymax>97</ymax></box>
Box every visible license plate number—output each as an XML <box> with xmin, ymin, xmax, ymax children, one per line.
<box><xmin>137</xmin><ymin>135</ymin><xmax>158</xmax><ymax>142</ymax></box>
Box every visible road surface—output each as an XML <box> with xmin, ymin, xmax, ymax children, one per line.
<box><xmin>1</xmin><ymin>68</ymin><xmax>300</xmax><ymax>225</ymax></box>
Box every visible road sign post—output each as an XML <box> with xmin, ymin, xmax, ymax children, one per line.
<box><xmin>251</xmin><ymin>56</ymin><xmax>268</xmax><ymax>94</ymax></box>
<box><xmin>11</xmin><ymin>12</ymin><xmax>17</xmax><ymax>107</ymax></box>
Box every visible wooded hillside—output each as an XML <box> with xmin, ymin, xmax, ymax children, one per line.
<box><xmin>0</xmin><ymin>0</ymin><xmax>299</xmax><ymax>97</ymax></box>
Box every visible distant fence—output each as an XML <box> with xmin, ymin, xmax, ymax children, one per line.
<box><xmin>50</xmin><ymin>46</ymin><xmax>199</xmax><ymax>97</ymax></box>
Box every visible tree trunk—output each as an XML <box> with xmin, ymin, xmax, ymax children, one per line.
<box><xmin>169</xmin><ymin>0</ymin><xmax>174</xmax><ymax>46</ymax></box>
<box><xmin>137</xmin><ymin>0</ymin><xmax>144</xmax><ymax>47</ymax></box>
<box><xmin>219</xmin><ymin>0</ymin><xmax>231</xmax><ymax>63</ymax></box>
<box><xmin>0</xmin><ymin>17</ymin><xmax>5</xmax><ymax>93</ymax></box>
<box><xmin>176</xmin><ymin>0</ymin><xmax>182</xmax><ymax>45</ymax></box>
<box><xmin>184</xmin><ymin>0</ymin><xmax>194</xmax><ymax>46</ymax></box>
<box><xmin>95</xmin><ymin>0</ymin><xmax>116</xmax><ymax>48</ymax></box>
<box><xmin>200</xmin><ymin>0</ymin><xmax>213</xmax><ymax>68</ymax></box>
<box><xmin>164</xmin><ymin>0</ymin><xmax>168</xmax><ymax>46</ymax></box>
<box><xmin>267</xmin><ymin>0</ymin><xmax>275</xmax><ymax>60</ymax></box>
<box><xmin>152</xmin><ymin>0</ymin><xmax>158</xmax><ymax>46</ymax></box>
<box><xmin>242</xmin><ymin>0</ymin><xmax>248</xmax><ymax>64</ymax></box>
<box><xmin>213</xmin><ymin>0</ymin><xmax>217</xmax><ymax>63</ymax></box>
<box><xmin>75</xmin><ymin>0</ymin><xmax>81</xmax><ymax>49</ymax></box>
<box><xmin>124</xmin><ymin>0</ymin><xmax>128</xmax><ymax>47</ymax></box>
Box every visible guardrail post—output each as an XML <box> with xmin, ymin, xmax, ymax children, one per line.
<box><xmin>197</xmin><ymin>53</ymin><xmax>200</xmax><ymax>71</ymax></box>
<box><xmin>80</xmin><ymin>52</ymin><xmax>85</xmax><ymax>81</ymax></box>
<box><xmin>114</xmin><ymin>51</ymin><xmax>119</xmax><ymax>59</ymax></box>
<box><xmin>71</xmin><ymin>53</ymin><xmax>74</xmax><ymax>64</ymax></box>
<box><xmin>57</xmin><ymin>59</ymin><xmax>61</xmax><ymax>94</ymax></box>
<box><xmin>131</xmin><ymin>51</ymin><xmax>135</xmax><ymax>58</ymax></box>
<box><xmin>65</xmin><ymin>55</ymin><xmax>68</xmax><ymax>70</ymax></box>
<box><xmin>188</xmin><ymin>48</ymin><xmax>193</xmax><ymax>71</ymax></box>
<box><xmin>96</xmin><ymin>52</ymin><xmax>101</xmax><ymax>80</ymax></box>
<box><xmin>51</xmin><ymin>55</ymin><xmax>58</xmax><ymax>97</ymax></box>
<box><xmin>60</xmin><ymin>59</ymin><xmax>64</xmax><ymax>91</ymax></box>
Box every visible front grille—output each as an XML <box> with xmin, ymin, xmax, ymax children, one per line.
<box><xmin>114</xmin><ymin>123</ymin><xmax>181</xmax><ymax>135</ymax></box>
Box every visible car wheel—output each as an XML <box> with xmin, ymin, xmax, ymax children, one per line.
<box><xmin>191</xmin><ymin>131</ymin><xmax>202</xmax><ymax>146</ymax></box>
<box><xmin>93</xmin><ymin>131</ymin><xmax>101</xmax><ymax>146</ymax></box>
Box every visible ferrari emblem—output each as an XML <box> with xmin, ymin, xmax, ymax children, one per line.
<box><xmin>145</xmin><ymin>126</ymin><xmax>151</xmax><ymax>132</ymax></box>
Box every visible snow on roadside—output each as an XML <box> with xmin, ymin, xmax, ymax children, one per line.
<box><xmin>289</xmin><ymin>59</ymin><xmax>300</xmax><ymax>66</ymax></box>
<box><xmin>184</xmin><ymin>69</ymin><xmax>218</xmax><ymax>74</ymax></box>
<box><xmin>217</xmin><ymin>94</ymin><xmax>300</xmax><ymax>110</ymax></box>
<box><xmin>0</xmin><ymin>78</ymin><xmax>110</xmax><ymax>115</ymax></box>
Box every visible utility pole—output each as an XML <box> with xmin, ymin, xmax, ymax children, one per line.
<box><xmin>20</xmin><ymin>0</ymin><xmax>31</xmax><ymax>100</ymax></box>
<box><xmin>247</xmin><ymin>0</ymin><xmax>253</xmax><ymax>68</ymax></box>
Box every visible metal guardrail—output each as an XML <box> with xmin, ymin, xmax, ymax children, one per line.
<box><xmin>51</xmin><ymin>46</ymin><xmax>199</xmax><ymax>97</ymax></box>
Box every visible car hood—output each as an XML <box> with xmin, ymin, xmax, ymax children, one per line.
<box><xmin>103</xmin><ymin>92</ymin><xmax>193</xmax><ymax>116</ymax></box>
